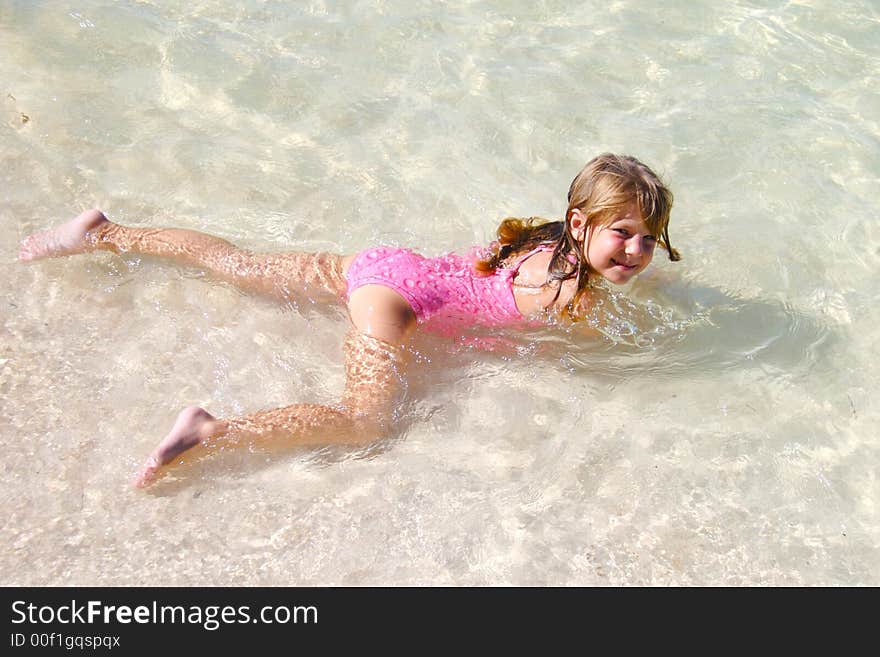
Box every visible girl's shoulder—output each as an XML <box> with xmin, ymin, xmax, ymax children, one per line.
<box><xmin>508</xmin><ymin>246</ymin><xmax>554</xmax><ymax>288</ymax></box>
<box><xmin>510</xmin><ymin>248</ymin><xmax>583</xmax><ymax>317</ymax></box>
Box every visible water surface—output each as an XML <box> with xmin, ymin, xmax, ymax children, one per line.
<box><xmin>1</xmin><ymin>0</ymin><xmax>878</xmax><ymax>585</ymax></box>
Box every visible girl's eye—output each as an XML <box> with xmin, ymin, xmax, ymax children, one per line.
<box><xmin>645</xmin><ymin>235</ymin><xmax>657</xmax><ymax>242</ymax></box>
<box><xmin>614</xmin><ymin>229</ymin><xmax>629</xmax><ymax>236</ymax></box>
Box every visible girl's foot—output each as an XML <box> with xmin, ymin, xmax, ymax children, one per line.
<box><xmin>133</xmin><ymin>406</ymin><xmax>216</xmax><ymax>488</ymax></box>
<box><xmin>18</xmin><ymin>208</ymin><xmax>109</xmax><ymax>262</ymax></box>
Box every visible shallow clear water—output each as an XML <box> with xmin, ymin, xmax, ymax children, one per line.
<box><xmin>2</xmin><ymin>0</ymin><xmax>878</xmax><ymax>585</ymax></box>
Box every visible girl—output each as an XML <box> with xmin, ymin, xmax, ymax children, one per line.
<box><xmin>18</xmin><ymin>153</ymin><xmax>680</xmax><ymax>487</ymax></box>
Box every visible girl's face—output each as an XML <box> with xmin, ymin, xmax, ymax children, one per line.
<box><xmin>571</xmin><ymin>204</ymin><xmax>657</xmax><ymax>285</ymax></box>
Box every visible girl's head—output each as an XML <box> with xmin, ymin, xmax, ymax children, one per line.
<box><xmin>566</xmin><ymin>153</ymin><xmax>678</xmax><ymax>262</ymax></box>
<box><xmin>563</xmin><ymin>153</ymin><xmax>680</xmax><ymax>288</ymax></box>
<box><xmin>479</xmin><ymin>153</ymin><xmax>679</xmax><ymax>316</ymax></box>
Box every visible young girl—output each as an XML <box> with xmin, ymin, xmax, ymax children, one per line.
<box><xmin>18</xmin><ymin>153</ymin><xmax>680</xmax><ymax>487</ymax></box>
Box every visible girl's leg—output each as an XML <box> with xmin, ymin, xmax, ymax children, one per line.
<box><xmin>19</xmin><ymin>209</ymin><xmax>348</xmax><ymax>301</ymax></box>
<box><xmin>133</xmin><ymin>328</ymin><xmax>408</xmax><ymax>487</ymax></box>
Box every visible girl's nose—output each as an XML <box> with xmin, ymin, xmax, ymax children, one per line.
<box><xmin>625</xmin><ymin>236</ymin><xmax>642</xmax><ymax>256</ymax></box>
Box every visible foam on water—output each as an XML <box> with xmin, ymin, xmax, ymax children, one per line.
<box><xmin>1</xmin><ymin>0</ymin><xmax>878</xmax><ymax>584</ymax></box>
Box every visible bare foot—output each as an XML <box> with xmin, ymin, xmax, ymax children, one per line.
<box><xmin>18</xmin><ymin>208</ymin><xmax>109</xmax><ymax>262</ymax></box>
<box><xmin>133</xmin><ymin>406</ymin><xmax>217</xmax><ymax>488</ymax></box>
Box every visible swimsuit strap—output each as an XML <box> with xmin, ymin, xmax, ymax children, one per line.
<box><xmin>509</xmin><ymin>243</ymin><xmax>555</xmax><ymax>273</ymax></box>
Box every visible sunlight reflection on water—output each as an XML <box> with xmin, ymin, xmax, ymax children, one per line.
<box><xmin>1</xmin><ymin>0</ymin><xmax>878</xmax><ymax>585</ymax></box>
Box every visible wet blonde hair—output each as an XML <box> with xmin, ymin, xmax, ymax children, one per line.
<box><xmin>476</xmin><ymin>153</ymin><xmax>680</xmax><ymax>314</ymax></box>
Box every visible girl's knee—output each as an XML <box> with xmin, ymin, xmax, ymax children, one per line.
<box><xmin>342</xmin><ymin>409</ymin><xmax>389</xmax><ymax>445</ymax></box>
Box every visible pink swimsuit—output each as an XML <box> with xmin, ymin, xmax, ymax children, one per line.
<box><xmin>345</xmin><ymin>245</ymin><xmax>550</xmax><ymax>332</ymax></box>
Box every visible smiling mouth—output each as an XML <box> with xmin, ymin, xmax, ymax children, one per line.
<box><xmin>611</xmin><ymin>259</ymin><xmax>637</xmax><ymax>270</ymax></box>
